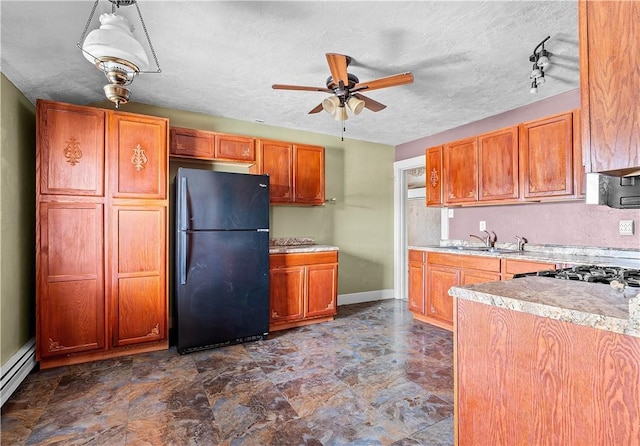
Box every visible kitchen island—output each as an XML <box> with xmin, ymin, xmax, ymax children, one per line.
<box><xmin>449</xmin><ymin>275</ymin><xmax>640</xmax><ymax>445</ymax></box>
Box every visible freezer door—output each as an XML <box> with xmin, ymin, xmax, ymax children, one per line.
<box><xmin>175</xmin><ymin>230</ymin><xmax>269</xmax><ymax>353</ymax></box>
<box><xmin>176</xmin><ymin>168</ymin><xmax>269</xmax><ymax>231</ymax></box>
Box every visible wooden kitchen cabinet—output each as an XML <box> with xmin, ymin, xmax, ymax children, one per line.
<box><xmin>478</xmin><ymin>126</ymin><xmax>519</xmax><ymax>202</ymax></box>
<box><xmin>214</xmin><ymin>133</ymin><xmax>255</xmax><ymax>162</ymax></box>
<box><xmin>444</xmin><ymin>137</ymin><xmax>478</xmax><ymax>204</ymax></box>
<box><xmin>258</xmin><ymin>139</ymin><xmax>325</xmax><ymax>205</ymax></box>
<box><xmin>579</xmin><ymin>0</ymin><xmax>640</xmax><ymax>175</ymax></box>
<box><xmin>520</xmin><ymin>112</ymin><xmax>574</xmax><ymax>199</ymax></box>
<box><xmin>169</xmin><ymin>127</ymin><xmax>214</xmax><ymax>159</ymax></box>
<box><xmin>269</xmin><ymin>251</ymin><xmax>338</xmax><ymax>331</ymax></box>
<box><xmin>500</xmin><ymin>258</ymin><xmax>557</xmax><ymax>280</ymax></box>
<box><xmin>408</xmin><ymin>251</ymin><xmax>500</xmax><ymax>331</ymax></box>
<box><xmin>425</xmin><ymin>145</ymin><xmax>443</xmax><ymax>206</ymax></box>
<box><xmin>456</xmin><ymin>299</ymin><xmax>640</xmax><ymax>445</ymax></box>
<box><xmin>36</xmin><ymin>99</ymin><xmax>169</xmax><ymax>369</ymax></box>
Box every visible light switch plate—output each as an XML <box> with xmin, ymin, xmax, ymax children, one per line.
<box><xmin>619</xmin><ymin>220</ymin><xmax>634</xmax><ymax>236</ymax></box>
<box><xmin>479</xmin><ymin>221</ymin><xmax>486</xmax><ymax>231</ymax></box>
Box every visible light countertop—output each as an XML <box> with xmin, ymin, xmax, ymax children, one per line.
<box><xmin>269</xmin><ymin>244</ymin><xmax>339</xmax><ymax>254</ymax></box>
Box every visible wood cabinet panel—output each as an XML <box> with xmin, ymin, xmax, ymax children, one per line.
<box><xmin>444</xmin><ymin>137</ymin><xmax>478</xmax><ymax>204</ymax></box>
<box><xmin>294</xmin><ymin>144</ymin><xmax>325</xmax><ymax>205</ymax></box>
<box><xmin>408</xmin><ymin>260</ymin><xmax>426</xmax><ymax>314</ymax></box>
<box><xmin>306</xmin><ymin>263</ymin><xmax>337</xmax><ymax>318</ymax></box>
<box><xmin>37</xmin><ymin>100</ymin><xmax>105</xmax><ymax>196</ymax></box>
<box><xmin>500</xmin><ymin>258</ymin><xmax>557</xmax><ymax>280</ymax></box>
<box><xmin>215</xmin><ymin>133</ymin><xmax>255</xmax><ymax>162</ymax></box>
<box><xmin>478</xmin><ymin>126</ymin><xmax>519</xmax><ymax>201</ymax></box>
<box><xmin>169</xmin><ymin>127</ymin><xmax>214</xmax><ymax>159</ymax></box>
<box><xmin>520</xmin><ymin>113</ymin><xmax>574</xmax><ymax>198</ymax></box>
<box><xmin>426</xmin><ymin>265</ymin><xmax>457</xmax><ymax>327</ymax></box>
<box><xmin>461</xmin><ymin>269</ymin><xmax>500</xmax><ymax>285</ymax></box>
<box><xmin>580</xmin><ymin>1</ymin><xmax>640</xmax><ymax>175</ymax></box>
<box><xmin>456</xmin><ymin>299</ymin><xmax>640</xmax><ymax>445</ymax></box>
<box><xmin>109</xmin><ymin>113</ymin><xmax>168</xmax><ymax>199</ymax></box>
<box><xmin>426</xmin><ymin>145</ymin><xmax>443</xmax><ymax>206</ymax></box>
<box><xmin>37</xmin><ymin>202</ymin><xmax>104</xmax><ymax>358</ymax></box>
<box><xmin>269</xmin><ymin>266</ymin><xmax>305</xmax><ymax>323</ymax></box>
<box><xmin>260</xmin><ymin>140</ymin><xmax>293</xmax><ymax>203</ymax></box>
<box><xmin>110</xmin><ymin>206</ymin><xmax>167</xmax><ymax>347</ymax></box>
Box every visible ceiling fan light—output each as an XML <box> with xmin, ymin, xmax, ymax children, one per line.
<box><xmin>333</xmin><ymin>106</ymin><xmax>348</xmax><ymax>121</ymax></box>
<box><xmin>530</xmin><ymin>68</ymin><xmax>542</xmax><ymax>79</ymax></box>
<box><xmin>537</xmin><ymin>55</ymin><xmax>550</xmax><ymax>68</ymax></box>
<box><xmin>322</xmin><ymin>96</ymin><xmax>340</xmax><ymax>114</ymax></box>
<box><xmin>347</xmin><ymin>96</ymin><xmax>365</xmax><ymax>115</ymax></box>
<box><xmin>530</xmin><ymin>80</ymin><xmax>538</xmax><ymax>94</ymax></box>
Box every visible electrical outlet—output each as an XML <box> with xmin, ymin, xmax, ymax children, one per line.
<box><xmin>479</xmin><ymin>221</ymin><xmax>486</xmax><ymax>231</ymax></box>
<box><xmin>619</xmin><ymin>220</ymin><xmax>635</xmax><ymax>236</ymax></box>
<box><xmin>448</xmin><ymin>209</ymin><xmax>454</xmax><ymax>218</ymax></box>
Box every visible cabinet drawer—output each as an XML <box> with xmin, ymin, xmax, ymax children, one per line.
<box><xmin>428</xmin><ymin>253</ymin><xmax>500</xmax><ymax>272</ymax></box>
<box><xmin>409</xmin><ymin>250</ymin><xmax>426</xmax><ymax>263</ymax></box>
<box><xmin>270</xmin><ymin>251</ymin><xmax>338</xmax><ymax>268</ymax></box>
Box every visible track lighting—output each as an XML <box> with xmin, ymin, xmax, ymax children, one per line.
<box><xmin>528</xmin><ymin>36</ymin><xmax>551</xmax><ymax>94</ymax></box>
<box><xmin>77</xmin><ymin>0</ymin><xmax>161</xmax><ymax>108</ymax></box>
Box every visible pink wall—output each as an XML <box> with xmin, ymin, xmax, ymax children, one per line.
<box><xmin>395</xmin><ymin>89</ymin><xmax>580</xmax><ymax>161</ymax></box>
<box><xmin>449</xmin><ymin>202</ymin><xmax>640</xmax><ymax>250</ymax></box>
<box><xmin>395</xmin><ymin>88</ymin><xmax>640</xmax><ymax>250</ymax></box>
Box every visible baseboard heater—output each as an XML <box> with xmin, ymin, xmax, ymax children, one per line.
<box><xmin>1</xmin><ymin>338</ymin><xmax>36</xmax><ymax>407</ymax></box>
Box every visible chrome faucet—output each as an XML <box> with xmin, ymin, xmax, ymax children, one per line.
<box><xmin>470</xmin><ymin>230</ymin><xmax>497</xmax><ymax>247</ymax></box>
<box><xmin>514</xmin><ymin>235</ymin><xmax>528</xmax><ymax>251</ymax></box>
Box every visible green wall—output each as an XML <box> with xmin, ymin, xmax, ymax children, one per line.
<box><xmin>92</xmin><ymin>101</ymin><xmax>396</xmax><ymax>296</ymax></box>
<box><xmin>1</xmin><ymin>74</ymin><xmax>36</xmax><ymax>365</ymax></box>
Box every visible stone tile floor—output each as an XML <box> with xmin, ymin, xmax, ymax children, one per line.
<box><xmin>1</xmin><ymin>299</ymin><xmax>454</xmax><ymax>445</ymax></box>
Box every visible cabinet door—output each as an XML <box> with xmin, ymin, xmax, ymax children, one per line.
<box><xmin>580</xmin><ymin>1</ymin><xmax>640</xmax><ymax>175</ymax></box>
<box><xmin>501</xmin><ymin>259</ymin><xmax>557</xmax><ymax>280</ymax></box>
<box><xmin>110</xmin><ymin>205</ymin><xmax>167</xmax><ymax>347</ymax></box>
<box><xmin>426</xmin><ymin>145</ymin><xmax>443</xmax><ymax>206</ymax></box>
<box><xmin>445</xmin><ymin>137</ymin><xmax>478</xmax><ymax>204</ymax></box>
<box><xmin>37</xmin><ymin>202</ymin><xmax>105</xmax><ymax>358</ymax></box>
<box><xmin>461</xmin><ymin>269</ymin><xmax>500</xmax><ymax>285</ymax></box>
<box><xmin>215</xmin><ymin>133</ymin><xmax>255</xmax><ymax>162</ymax></box>
<box><xmin>408</xmin><ymin>260</ymin><xmax>426</xmax><ymax>314</ymax></box>
<box><xmin>260</xmin><ymin>140</ymin><xmax>293</xmax><ymax>203</ymax></box>
<box><xmin>269</xmin><ymin>266</ymin><xmax>305</xmax><ymax>323</ymax></box>
<box><xmin>294</xmin><ymin>144</ymin><xmax>325</xmax><ymax>205</ymax></box>
<box><xmin>520</xmin><ymin>113</ymin><xmax>574</xmax><ymax>199</ymax></box>
<box><xmin>37</xmin><ymin>100</ymin><xmax>105</xmax><ymax>196</ymax></box>
<box><xmin>108</xmin><ymin>112</ymin><xmax>168</xmax><ymax>199</ymax></box>
<box><xmin>426</xmin><ymin>265</ymin><xmax>458</xmax><ymax>326</ymax></box>
<box><xmin>305</xmin><ymin>263</ymin><xmax>337</xmax><ymax>318</ymax></box>
<box><xmin>478</xmin><ymin>126</ymin><xmax>519</xmax><ymax>201</ymax></box>
<box><xmin>169</xmin><ymin>127</ymin><xmax>214</xmax><ymax>159</ymax></box>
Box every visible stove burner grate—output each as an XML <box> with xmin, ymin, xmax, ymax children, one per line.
<box><xmin>514</xmin><ymin>265</ymin><xmax>640</xmax><ymax>288</ymax></box>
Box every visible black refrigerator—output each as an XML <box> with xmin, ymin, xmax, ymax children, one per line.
<box><xmin>175</xmin><ymin>168</ymin><xmax>270</xmax><ymax>354</ymax></box>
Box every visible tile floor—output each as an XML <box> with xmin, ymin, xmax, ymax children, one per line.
<box><xmin>1</xmin><ymin>299</ymin><xmax>454</xmax><ymax>445</ymax></box>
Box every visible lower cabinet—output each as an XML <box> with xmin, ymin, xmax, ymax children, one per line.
<box><xmin>408</xmin><ymin>250</ymin><xmax>557</xmax><ymax>331</ymax></box>
<box><xmin>269</xmin><ymin>251</ymin><xmax>338</xmax><ymax>331</ymax></box>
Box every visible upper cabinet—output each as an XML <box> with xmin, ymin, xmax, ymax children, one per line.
<box><xmin>258</xmin><ymin>140</ymin><xmax>325</xmax><ymax>205</ymax></box>
<box><xmin>434</xmin><ymin>111</ymin><xmax>581</xmax><ymax>207</ymax></box>
<box><xmin>169</xmin><ymin>127</ymin><xmax>326</xmax><ymax>206</ymax></box>
<box><xmin>579</xmin><ymin>1</ymin><xmax>640</xmax><ymax>175</ymax></box>
<box><xmin>520</xmin><ymin>112</ymin><xmax>574</xmax><ymax>199</ymax></box>
<box><xmin>425</xmin><ymin>145</ymin><xmax>443</xmax><ymax>206</ymax></box>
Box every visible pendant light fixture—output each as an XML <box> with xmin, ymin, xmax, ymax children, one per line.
<box><xmin>77</xmin><ymin>0</ymin><xmax>161</xmax><ymax>108</ymax></box>
<box><xmin>528</xmin><ymin>36</ymin><xmax>551</xmax><ymax>94</ymax></box>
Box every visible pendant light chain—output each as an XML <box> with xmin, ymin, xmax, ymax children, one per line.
<box><xmin>76</xmin><ymin>0</ymin><xmax>100</xmax><ymax>50</ymax></box>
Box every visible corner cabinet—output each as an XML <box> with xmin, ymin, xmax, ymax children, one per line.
<box><xmin>580</xmin><ymin>0</ymin><xmax>640</xmax><ymax>175</ymax></box>
<box><xmin>36</xmin><ymin>100</ymin><xmax>168</xmax><ymax>369</ymax></box>
<box><xmin>258</xmin><ymin>140</ymin><xmax>325</xmax><ymax>205</ymax></box>
<box><xmin>269</xmin><ymin>251</ymin><xmax>338</xmax><ymax>331</ymax></box>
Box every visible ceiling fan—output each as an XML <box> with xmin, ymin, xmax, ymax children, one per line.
<box><xmin>272</xmin><ymin>53</ymin><xmax>414</xmax><ymax>120</ymax></box>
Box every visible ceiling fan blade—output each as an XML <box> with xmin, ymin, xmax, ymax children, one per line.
<box><xmin>308</xmin><ymin>103</ymin><xmax>324</xmax><ymax>114</ymax></box>
<box><xmin>353</xmin><ymin>93</ymin><xmax>387</xmax><ymax>112</ymax></box>
<box><xmin>353</xmin><ymin>72</ymin><xmax>414</xmax><ymax>92</ymax></box>
<box><xmin>272</xmin><ymin>84</ymin><xmax>332</xmax><ymax>93</ymax></box>
<box><xmin>326</xmin><ymin>53</ymin><xmax>349</xmax><ymax>85</ymax></box>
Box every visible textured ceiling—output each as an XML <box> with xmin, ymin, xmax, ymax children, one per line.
<box><xmin>0</xmin><ymin>1</ymin><xmax>579</xmax><ymax>146</ymax></box>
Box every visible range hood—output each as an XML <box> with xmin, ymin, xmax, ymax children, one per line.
<box><xmin>585</xmin><ymin>173</ymin><xmax>640</xmax><ymax>209</ymax></box>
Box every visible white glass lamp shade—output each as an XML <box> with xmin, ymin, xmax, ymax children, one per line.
<box><xmin>347</xmin><ymin>96</ymin><xmax>365</xmax><ymax>115</ymax></box>
<box><xmin>82</xmin><ymin>13</ymin><xmax>149</xmax><ymax>73</ymax></box>
<box><xmin>322</xmin><ymin>96</ymin><xmax>340</xmax><ymax>114</ymax></box>
<box><xmin>530</xmin><ymin>68</ymin><xmax>541</xmax><ymax>79</ymax></box>
<box><xmin>530</xmin><ymin>81</ymin><xmax>538</xmax><ymax>94</ymax></box>
<box><xmin>537</xmin><ymin>55</ymin><xmax>550</xmax><ymax>68</ymax></box>
<box><xmin>333</xmin><ymin>106</ymin><xmax>348</xmax><ymax>121</ymax></box>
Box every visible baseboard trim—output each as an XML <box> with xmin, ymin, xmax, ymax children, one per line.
<box><xmin>338</xmin><ymin>289</ymin><xmax>395</xmax><ymax>306</ymax></box>
<box><xmin>1</xmin><ymin>337</ymin><xmax>36</xmax><ymax>407</ymax></box>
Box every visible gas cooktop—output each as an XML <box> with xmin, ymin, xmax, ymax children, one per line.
<box><xmin>514</xmin><ymin>265</ymin><xmax>640</xmax><ymax>289</ymax></box>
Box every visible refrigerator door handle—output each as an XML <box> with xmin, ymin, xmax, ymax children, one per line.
<box><xmin>179</xmin><ymin>177</ymin><xmax>188</xmax><ymax>284</ymax></box>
